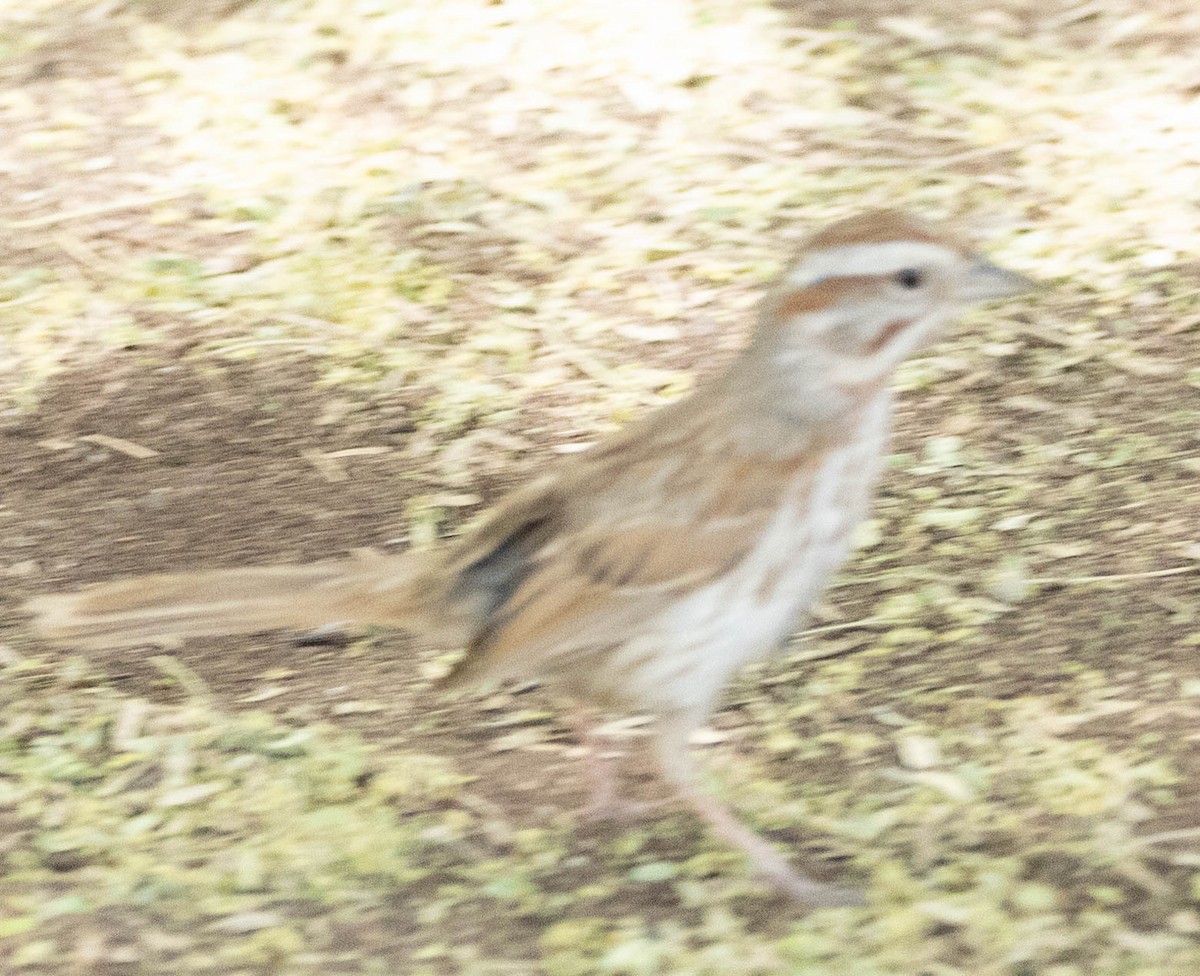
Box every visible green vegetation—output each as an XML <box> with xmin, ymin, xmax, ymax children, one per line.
<box><xmin>1</xmin><ymin>0</ymin><xmax>1198</xmax><ymax>972</ymax></box>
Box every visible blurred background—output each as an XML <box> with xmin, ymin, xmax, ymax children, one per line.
<box><xmin>0</xmin><ymin>0</ymin><xmax>1198</xmax><ymax>973</ymax></box>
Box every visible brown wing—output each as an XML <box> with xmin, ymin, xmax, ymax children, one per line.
<box><xmin>439</xmin><ymin>408</ymin><xmax>821</xmax><ymax>689</ymax></box>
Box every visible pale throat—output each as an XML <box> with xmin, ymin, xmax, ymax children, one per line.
<box><xmin>761</xmin><ymin>339</ymin><xmax>898</xmax><ymax>426</ymax></box>
<box><xmin>708</xmin><ymin>348</ymin><xmax>895</xmax><ymax>461</ymax></box>
<box><xmin>821</xmin><ymin>306</ymin><xmax>944</xmax><ymax>400</ymax></box>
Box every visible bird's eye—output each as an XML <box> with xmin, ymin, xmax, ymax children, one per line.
<box><xmin>895</xmin><ymin>268</ymin><xmax>924</xmax><ymax>289</ymax></box>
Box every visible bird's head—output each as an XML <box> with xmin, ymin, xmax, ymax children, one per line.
<box><xmin>752</xmin><ymin>210</ymin><xmax>1034</xmax><ymax>403</ymax></box>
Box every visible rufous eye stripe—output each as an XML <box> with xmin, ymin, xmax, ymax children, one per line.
<box><xmin>773</xmin><ymin>275</ymin><xmax>880</xmax><ymax>317</ymax></box>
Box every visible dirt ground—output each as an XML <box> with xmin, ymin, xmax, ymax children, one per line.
<box><xmin>2</xmin><ymin>1</ymin><xmax>1199</xmax><ymax>974</ymax></box>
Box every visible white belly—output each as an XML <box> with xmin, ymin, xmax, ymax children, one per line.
<box><xmin>607</xmin><ymin>425</ymin><xmax>884</xmax><ymax>716</ymax></box>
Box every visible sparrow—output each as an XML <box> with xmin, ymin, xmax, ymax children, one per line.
<box><xmin>24</xmin><ymin>210</ymin><xmax>1034</xmax><ymax>906</ymax></box>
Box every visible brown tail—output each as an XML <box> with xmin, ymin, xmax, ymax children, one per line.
<box><xmin>24</xmin><ymin>552</ymin><xmax>431</xmax><ymax>650</ymax></box>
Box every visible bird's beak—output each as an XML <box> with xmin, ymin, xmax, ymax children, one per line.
<box><xmin>958</xmin><ymin>258</ymin><xmax>1037</xmax><ymax>302</ymax></box>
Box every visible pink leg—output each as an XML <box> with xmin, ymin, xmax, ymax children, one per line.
<box><xmin>654</xmin><ymin>713</ymin><xmax>864</xmax><ymax>907</ymax></box>
<box><xmin>570</xmin><ymin>709</ymin><xmax>655</xmax><ymax>821</ymax></box>
<box><xmin>572</xmin><ymin>708</ymin><xmax>620</xmax><ymax>816</ymax></box>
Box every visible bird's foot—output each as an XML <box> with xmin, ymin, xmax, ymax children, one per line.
<box><xmin>763</xmin><ymin>862</ymin><xmax>866</xmax><ymax>908</ymax></box>
<box><xmin>681</xmin><ymin>785</ymin><xmax>865</xmax><ymax>908</ymax></box>
<box><xmin>579</xmin><ymin>793</ymin><xmax>664</xmax><ymax>824</ymax></box>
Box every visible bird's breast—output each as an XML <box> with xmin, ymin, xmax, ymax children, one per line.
<box><xmin>596</xmin><ymin>412</ymin><xmax>890</xmax><ymax>716</ymax></box>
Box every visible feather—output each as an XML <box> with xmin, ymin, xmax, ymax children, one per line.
<box><xmin>24</xmin><ymin>553</ymin><xmax>425</xmax><ymax>650</ymax></box>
